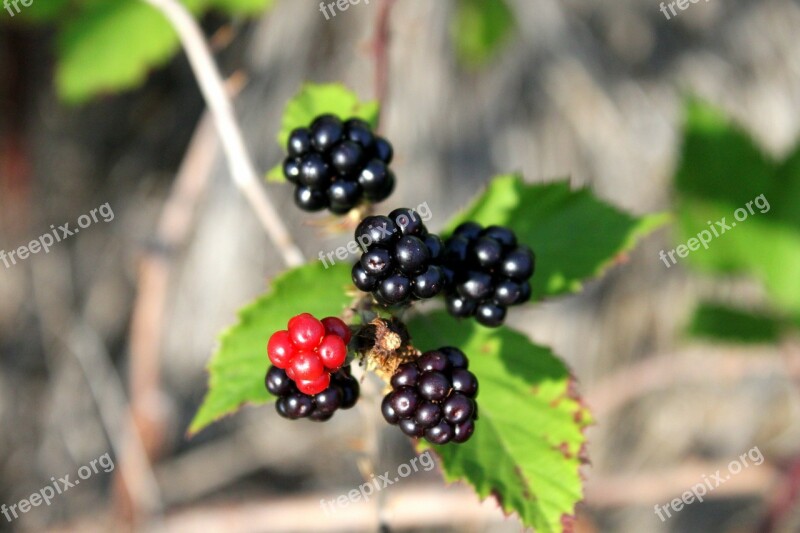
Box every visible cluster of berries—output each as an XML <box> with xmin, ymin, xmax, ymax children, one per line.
<box><xmin>266</xmin><ymin>314</ymin><xmax>351</xmax><ymax>395</ymax></box>
<box><xmin>269</xmin><ymin>114</ymin><xmax>533</xmax><ymax>446</ymax></box>
<box><xmin>381</xmin><ymin>347</ymin><xmax>478</xmax><ymax>444</ymax></box>
<box><xmin>441</xmin><ymin>222</ymin><xmax>535</xmax><ymax>327</ymax></box>
<box><xmin>265</xmin><ymin>313</ymin><xmax>359</xmax><ymax>421</ymax></box>
<box><xmin>351</xmin><ymin>210</ymin><xmax>534</xmax><ymax>326</ymax></box>
<box><xmin>265</xmin><ymin>314</ymin><xmax>478</xmax><ymax>444</ymax></box>
<box><xmin>282</xmin><ymin>115</ymin><xmax>395</xmax><ymax>213</ymax></box>
<box><xmin>265</xmin><ymin>365</ymin><xmax>359</xmax><ymax>421</ymax></box>
<box><xmin>351</xmin><ymin>208</ymin><xmax>445</xmax><ymax>306</ymax></box>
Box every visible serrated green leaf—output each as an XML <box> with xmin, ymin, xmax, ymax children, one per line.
<box><xmin>56</xmin><ymin>0</ymin><xmax>198</xmax><ymax>104</ymax></box>
<box><xmin>687</xmin><ymin>303</ymin><xmax>784</xmax><ymax>344</ymax></box>
<box><xmin>445</xmin><ymin>175</ymin><xmax>669</xmax><ymax>299</ymax></box>
<box><xmin>189</xmin><ymin>261</ymin><xmax>353</xmax><ymax>435</ymax></box>
<box><xmin>268</xmin><ymin>83</ymin><xmax>379</xmax><ymax>182</ymax></box>
<box><xmin>675</xmin><ymin>99</ymin><xmax>800</xmax><ymax>316</ymax></box>
<box><xmin>409</xmin><ymin>312</ymin><xmax>591</xmax><ymax>533</ymax></box>
<box><xmin>54</xmin><ymin>0</ymin><xmax>273</xmax><ymax>103</ymax></box>
<box><xmin>451</xmin><ymin>0</ymin><xmax>514</xmax><ymax>68</ymax></box>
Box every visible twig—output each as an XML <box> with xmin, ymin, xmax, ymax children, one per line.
<box><xmin>141</xmin><ymin>0</ymin><xmax>304</xmax><ymax>267</ymax></box>
<box><xmin>160</xmin><ymin>486</ymin><xmax>505</xmax><ymax>532</ymax></box>
<box><xmin>29</xmin><ymin>261</ymin><xmax>163</xmax><ymax>521</ymax></box>
<box><xmin>155</xmin><ymin>413</ymin><xmax>362</xmax><ymax>505</ymax></box>
<box><xmin>118</xmin><ymin>110</ymin><xmax>219</xmax><ymax>521</ymax></box>
<box><xmin>757</xmin><ymin>455</ymin><xmax>800</xmax><ymax>533</ymax></box>
<box><xmin>585</xmin><ymin>459</ymin><xmax>778</xmax><ymax>508</ymax></box>
<box><xmin>48</xmin><ymin>485</ymin><xmax>508</xmax><ymax>532</ymax></box>
<box><xmin>130</xmin><ymin>110</ymin><xmax>216</xmax><ymax>450</ymax></box>
<box><xmin>373</xmin><ymin>0</ymin><xmax>396</xmax><ymax>132</ymax></box>
<box><xmin>587</xmin><ymin>347</ymin><xmax>800</xmax><ymax>416</ymax></box>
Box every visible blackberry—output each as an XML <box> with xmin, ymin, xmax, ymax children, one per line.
<box><xmin>352</xmin><ymin>208</ymin><xmax>445</xmax><ymax>307</ymax></box>
<box><xmin>381</xmin><ymin>347</ymin><xmax>478</xmax><ymax>444</ymax></box>
<box><xmin>282</xmin><ymin>114</ymin><xmax>395</xmax><ymax>214</ymax></box>
<box><xmin>266</xmin><ymin>365</ymin><xmax>359</xmax><ymax>421</ymax></box>
<box><xmin>441</xmin><ymin>223</ymin><xmax>535</xmax><ymax>327</ymax></box>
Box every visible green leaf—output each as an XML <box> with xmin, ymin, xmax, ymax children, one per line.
<box><xmin>189</xmin><ymin>261</ymin><xmax>353</xmax><ymax>435</ymax></box>
<box><xmin>11</xmin><ymin>0</ymin><xmax>70</xmax><ymax>23</ymax></box>
<box><xmin>208</xmin><ymin>0</ymin><xmax>275</xmax><ymax>15</ymax></box>
<box><xmin>451</xmin><ymin>0</ymin><xmax>514</xmax><ymax>68</ymax></box>
<box><xmin>674</xmin><ymin>99</ymin><xmax>800</xmax><ymax>316</ymax></box>
<box><xmin>687</xmin><ymin>303</ymin><xmax>784</xmax><ymax>344</ymax></box>
<box><xmin>446</xmin><ymin>175</ymin><xmax>669</xmax><ymax>299</ymax></box>
<box><xmin>265</xmin><ymin>162</ymin><xmax>285</xmax><ymax>182</ymax></box>
<box><xmin>409</xmin><ymin>312</ymin><xmax>590</xmax><ymax>533</ymax></box>
<box><xmin>56</xmin><ymin>0</ymin><xmax>195</xmax><ymax>104</ymax></box>
<box><xmin>54</xmin><ymin>0</ymin><xmax>274</xmax><ymax>103</ymax></box>
<box><xmin>268</xmin><ymin>83</ymin><xmax>379</xmax><ymax>182</ymax></box>
<box><xmin>276</xmin><ymin>83</ymin><xmax>379</xmax><ymax>147</ymax></box>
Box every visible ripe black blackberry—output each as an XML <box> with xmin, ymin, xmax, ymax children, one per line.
<box><xmin>283</xmin><ymin>115</ymin><xmax>395</xmax><ymax>214</ymax></box>
<box><xmin>441</xmin><ymin>222</ymin><xmax>534</xmax><ymax>327</ymax></box>
<box><xmin>265</xmin><ymin>365</ymin><xmax>359</xmax><ymax>421</ymax></box>
<box><xmin>352</xmin><ymin>208</ymin><xmax>446</xmax><ymax>307</ymax></box>
<box><xmin>381</xmin><ymin>347</ymin><xmax>478</xmax><ymax>444</ymax></box>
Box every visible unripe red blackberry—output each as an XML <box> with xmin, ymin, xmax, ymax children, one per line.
<box><xmin>267</xmin><ymin>314</ymin><xmax>351</xmax><ymax>394</ymax></box>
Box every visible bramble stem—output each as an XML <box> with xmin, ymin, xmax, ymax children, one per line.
<box><xmin>142</xmin><ymin>0</ymin><xmax>305</xmax><ymax>267</ymax></box>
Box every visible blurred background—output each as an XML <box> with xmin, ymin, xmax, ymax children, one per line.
<box><xmin>1</xmin><ymin>0</ymin><xmax>800</xmax><ymax>531</ymax></box>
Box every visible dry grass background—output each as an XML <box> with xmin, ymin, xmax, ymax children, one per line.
<box><xmin>1</xmin><ymin>0</ymin><xmax>800</xmax><ymax>531</ymax></box>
